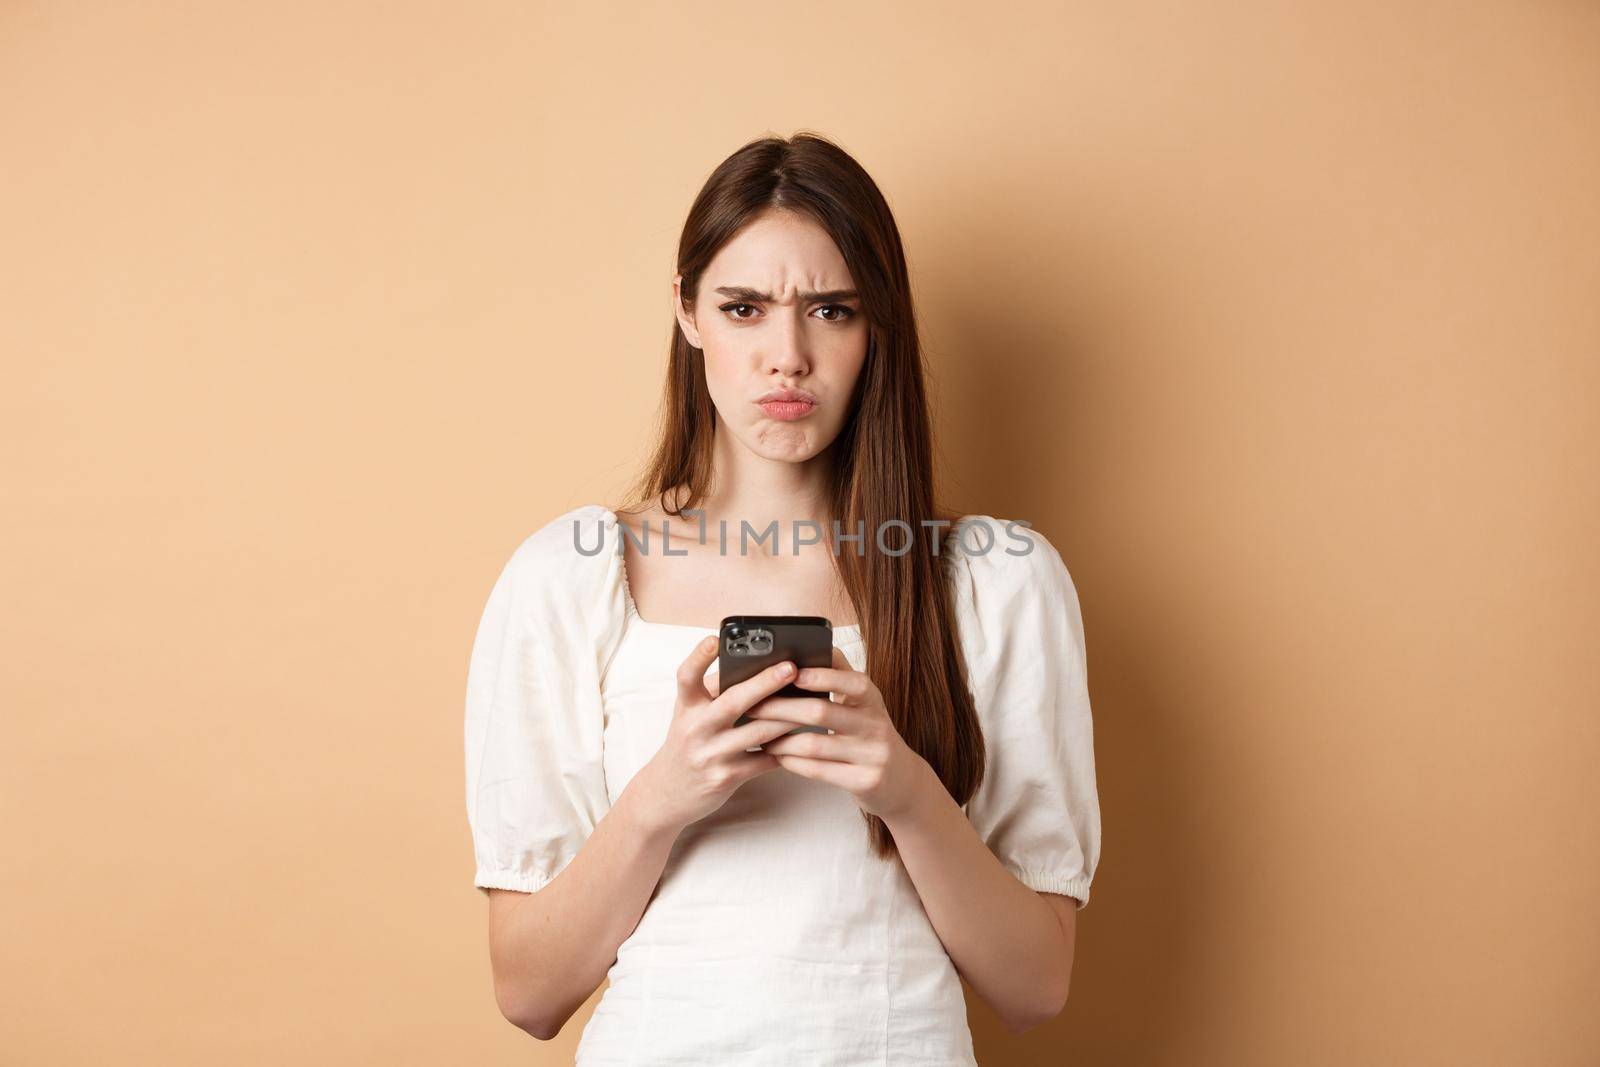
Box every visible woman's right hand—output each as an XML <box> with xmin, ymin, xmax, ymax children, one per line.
<box><xmin>628</xmin><ymin>635</ymin><xmax>803</xmax><ymax>834</ymax></box>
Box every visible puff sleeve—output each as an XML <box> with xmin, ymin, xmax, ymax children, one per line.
<box><xmin>463</xmin><ymin>504</ymin><xmax>628</xmax><ymax>894</ymax></box>
<box><xmin>947</xmin><ymin>516</ymin><xmax>1102</xmax><ymax>909</ymax></box>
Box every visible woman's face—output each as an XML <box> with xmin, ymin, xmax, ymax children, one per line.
<box><xmin>674</xmin><ymin>209</ymin><xmax>869</xmax><ymax>464</ymax></box>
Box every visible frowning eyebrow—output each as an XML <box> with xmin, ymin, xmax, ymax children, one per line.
<box><xmin>713</xmin><ymin>285</ymin><xmax>859</xmax><ymax>303</ymax></box>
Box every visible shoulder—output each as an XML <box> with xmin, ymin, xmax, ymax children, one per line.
<box><xmin>493</xmin><ymin>503</ymin><xmax>623</xmax><ymax>615</ymax></box>
<box><xmin>944</xmin><ymin>514</ymin><xmax>1077</xmax><ymax>606</ymax></box>
<box><xmin>504</xmin><ymin>502</ymin><xmax>614</xmax><ymax>566</ymax></box>
<box><xmin>944</xmin><ymin>515</ymin><xmax>1083</xmax><ymax>678</ymax></box>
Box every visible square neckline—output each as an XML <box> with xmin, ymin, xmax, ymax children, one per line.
<box><xmin>600</xmin><ymin>505</ymin><xmax>865</xmax><ymax>643</ymax></box>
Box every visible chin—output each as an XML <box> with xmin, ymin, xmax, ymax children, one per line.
<box><xmin>745</xmin><ymin>428</ymin><xmax>825</xmax><ymax>462</ymax></box>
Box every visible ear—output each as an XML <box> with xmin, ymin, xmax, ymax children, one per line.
<box><xmin>673</xmin><ymin>274</ymin><xmax>703</xmax><ymax>350</ymax></box>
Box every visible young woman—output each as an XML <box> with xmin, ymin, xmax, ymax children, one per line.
<box><xmin>464</xmin><ymin>132</ymin><xmax>1102</xmax><ymax>1064</ymax></box>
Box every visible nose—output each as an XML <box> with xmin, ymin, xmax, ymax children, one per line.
<box><xmin>760</xmin><ymin>309</ymin><xmax>810</xmax><ymax>378</ymax></box>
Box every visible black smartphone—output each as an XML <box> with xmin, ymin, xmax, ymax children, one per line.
<box><xmin>719</xmin><ymin>615</ymin><xmax>834</xmax><ymax>735</ymax></box>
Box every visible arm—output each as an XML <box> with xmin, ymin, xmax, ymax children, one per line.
<box><xmin>882</xmin><ymin>758</ymin><xmax>1077</xmax><ymax>1035</ymax></box>
<box><xmin>482</xmin><ymin>638</ymin><xmax>801</xmax><ymax>1040</ymax></box>
<box><xmin>486</xmin><ymin>778</ymin><xmax>680</xmax><ymax>1039</ymax></box>
<box><xmin>756</xmin><ymin>633</ymin><xmax>1094</xmax><ymax>1036</ymax></box>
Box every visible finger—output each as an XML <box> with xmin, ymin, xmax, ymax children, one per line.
<box><xmin>823</xmin><ymin>645</ymin><xmax>861</xmax><ymax>699</ymax></box>
<box><xmin>714</xmin><ymin>715</ymin><xmax>808</xmax><ymax>758</ymax></box>
<box><xmin>709</xmin><ymin>659</ymin><xmax>799</xmax><ymax>725</ymax></box>
<box><xmin>761</xmin><ymin>729</ymin><xmax>867</xmax><ymax>763</ymax></box>
<box><xmin>741</xmin><ymin>694</ymin><xmax>857</xmax><ymax>733</ymax></box>
<box><xmin>705</xmin><ymin>664</ymin><xmax>721</xmax><ymax>700</ymax></box>
<box><xmin>768</xmin><ymin>752</ymin><xmax>862</xmax><ymax>790</ymax></box>
<box><xmin>675</xmin><ymin>634</ymin><xmax>721</xmax><ymax>708</ymax></box>
<box><xmin>793</xmin><ymin>667</ymin><xmax>873</xmax><ymax>706</ymax></box>
<box><xmin>727</xmin><ymin>748</ymin><xmax>783</xmax><ymax>781</ymax></box>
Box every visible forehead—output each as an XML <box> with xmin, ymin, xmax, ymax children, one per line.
<box><xmin>702</xmin><ymin>210</ymin><xmax>855</xmax><ymax>295</ymax></box>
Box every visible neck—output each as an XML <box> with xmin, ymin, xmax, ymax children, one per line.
<box><xmin>692</xmin><ymin>422</ymin><xmax>836</xmax><ymax>552</ymax></box>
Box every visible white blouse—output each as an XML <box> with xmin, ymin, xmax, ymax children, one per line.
<box><xmin>464</xmin><ymin>503</ymin><xmax>1101</xmax><ymax>1065</ymax></box>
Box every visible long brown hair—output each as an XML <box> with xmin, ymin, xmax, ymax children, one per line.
<box><xmin>619</xmin><ymin>131</ymin><xmax>984</xmax><ymax>862</ymax></box>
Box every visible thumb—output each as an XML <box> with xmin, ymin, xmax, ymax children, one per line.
<box><xmin>676</xmin><ymin>633</ymin><xmax>720</xmax><ymax>706</ymax></box>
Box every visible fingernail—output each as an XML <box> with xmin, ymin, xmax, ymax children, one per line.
<box><xmin>778</xmin><ymin>662</ymin><xmax>793</xmax><ymax>676</ymax></box>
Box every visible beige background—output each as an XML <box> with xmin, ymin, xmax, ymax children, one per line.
<box><xmin>3</xmin><ymin>2</ymin><xmax>1596</xmax><ymax>1064</ymax></box>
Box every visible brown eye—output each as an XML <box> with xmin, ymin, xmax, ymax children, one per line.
<box><xmin>720</xmin><ymin>302</ymin><xmax>757</xmax><ymax>320</ymax></box>
<box><xmin>816</xmin><ymin>304</ymin><xmax>856</xmax><ymax>322</ymax></box>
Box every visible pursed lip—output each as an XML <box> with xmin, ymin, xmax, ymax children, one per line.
<box><xmin>755</xmin><ymin>387</ymin><xmax>818</xmax><ymax>404</ymax></box>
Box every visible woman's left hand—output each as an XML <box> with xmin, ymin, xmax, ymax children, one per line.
<box><xmin>747</xmin><ymin>646</ymin><xmax>931</xmax><ymax>821</ymax></box>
